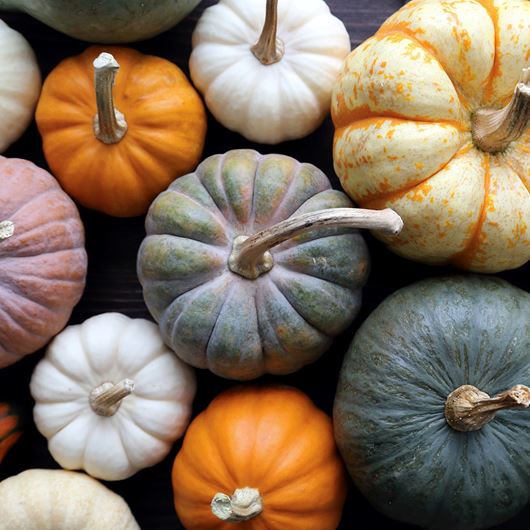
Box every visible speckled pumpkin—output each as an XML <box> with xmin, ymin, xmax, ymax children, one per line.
<box><xmin>334</xmin><ymin>276</ymin><xmax>530</xmax><ymax>530</ymax></box>
<box><xmin>0</xmin><ymin>402</ymin><xmax>22</xmax><ymax>463</ymax></box>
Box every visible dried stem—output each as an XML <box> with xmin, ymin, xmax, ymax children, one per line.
<box><xmin>211</xmin><ymin>487</ymin><xmax>263</xmax><ymax>522</ymax></box>
<box><xmin>251</xmin><ymin>0</ymin><xmax>285</xmax><ymax>65</ymax></box>
<box><xmin>90</xmin><ymin>379</ymin><xmax>134</xmax><ymax>417</ymax></box>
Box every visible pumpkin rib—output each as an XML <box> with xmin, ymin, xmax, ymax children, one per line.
<box><xmin>2</xmin><ymin>186</ymin><xmax>56</xmax><ymax>222</ymax></box>
<box><xmin>504</xmin><ymin>156</ymin><xmax>530</xmax><ymax>197</ymax></box>
<box><xmin>478</xmin><ymin>0</ymin><xmax>501</xmax><ymax>103</ymax></box>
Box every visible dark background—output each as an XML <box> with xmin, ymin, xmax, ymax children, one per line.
<box><xmin>0</xmin><ymin>1</ymin><xmax>528</xmax><ymax>528</ymax></box>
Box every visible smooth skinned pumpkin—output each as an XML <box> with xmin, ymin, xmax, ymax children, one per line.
<box><xmin>334</xmin><ymin>275</ymin><xmax>530</xmax><ymax>530</ymax></box>
<box><xmin>173</xmin><ymin>385</ymin><xmax>347</xmax><ymax>530</ymax></box>
<box><xmin>332</xmin><ymin>0</ymin><xmax>530</xmax><ymax>273</ymax></box>
<box><xmin>137</xmin><ymin>149</ymin><xmax>402</xmax><ymax>380</ymax></box>
<box><xmin>36</xmin><ymin>46</ymin><xmax>207</xmax><ymax>217</ymax></box>
<box><xmin>0</xmin><ymin>402</ymin><xmax>21</xmax><ymax>464</ymax></box>
<box><xmin>0</xmin><ymin>156</ymin><xmax>87</xmax><ymax>368</ymax></box>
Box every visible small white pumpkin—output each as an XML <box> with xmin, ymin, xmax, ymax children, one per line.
<box><xmin>30</xmin><ymin>313</ymin><xmax>196</xmax><ymax>481</ymax></box>
<box><xmin>0</xmin><ymin>469</ymin><xmax>140</xmax><ymax>529</ymax></box>
<box><xmin>0</xmin><ymin>19</ymin><xmax>41</xmax><ymax>153</ymax></box>
<box><xmin>189</xmin><ymin>0</ymin><xmax>350</xmax><ymax>144</ymax></box>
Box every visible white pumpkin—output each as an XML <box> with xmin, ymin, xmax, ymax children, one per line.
<box><xmin>189</xmin><ymin>0</ymin><xmax>351</xmax><ymax>144</ymax></box>
<box><xmin>0</xmin><ymin>19</ymin><xmax>41</xmax><ymax>153</ymax></box>
<box><xmin>30</xmin><ymin>313</ymin><xmax>196</xmax><ymax>481</ymax></box>
<box><xmin>0</xmin><ymin>469</ymin><xmax>140</xmax><ymax>530</ymax></box>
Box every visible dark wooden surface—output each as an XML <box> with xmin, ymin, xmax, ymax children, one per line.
<box><xmin>0</xmin><ymin>1</ymin><xmax>529</xmax><ymax>529</ymax></box>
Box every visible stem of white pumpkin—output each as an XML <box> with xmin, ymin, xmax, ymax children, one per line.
<box><xmin>228</xmin><ymin>207</ymin><xmax>403</xmax><ymax>280</ymax></box>
<box><xmin>93</xmin><ymin>52</ymin><xmax>128</xmax><ymax>144</ymax></box>
<box><xmin>211</xmin><ymin>487</ymin><xmax>263</xmax><ymax>522</ymax></box>
<box><xmin>472</xmin><ymin>67</ymin><xmax>530</xmax><ymax>153</ymax></box>
<box><xmin>0</xmin><ymin>220</ymin><xmax>15</xmax><ymax>241</ymax></box>
<box><xmin>90</xmin><ymin>379</ymin><xmax>134</xmax><ymax>417</ymax></box>
<box><xmin>251</xmin><ymin>0</ymin><xmax>285</xmax><ymax>65</ymax></box>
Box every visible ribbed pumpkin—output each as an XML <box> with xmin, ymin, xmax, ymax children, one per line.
<box><xmin>36</xmin><ymin>46</ymin><xmax>207</xmax><ymax>217</ymax></box>
<box><xmin>173</xmin><ymin>386</ymin><xmax>347</xmax><ymax>530</ymax></box>
<box><xmin>332</xmin><ymin>0</ymin><xmax>530</xmax><ymax>273</ymax></box>
<box><xmin>0</xmin><ymin>156</ymin><xmax>87</xmax><ymax>368</ymax></box>
<box><xmin>0</xmin><ymin>402</ymin><xmax>21</xmax><ymax>464</ymax></box>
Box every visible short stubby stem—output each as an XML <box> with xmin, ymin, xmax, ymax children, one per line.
<box><xmin>445</xmin><ymin>384</ymin><xmax>530</xmax><ymax>432</ymax></box>
<box><xmin>211</xmin><ymin>487</ymin><xmax>263</xmax><ymax>523</ymax></box>
<box><xmin>90</xmin><ymin>379</ymin><xmax>134</xmax><ymax>417</ymax></box>
<box><xmin>251</xmin><ymin>0</ymin><xmax>285</xmax><ymax>65</ymax></box>
<box><xmin>0</xmin><ymin>220</ymin><xmax>15</xmax><ymax>241</ymax></box>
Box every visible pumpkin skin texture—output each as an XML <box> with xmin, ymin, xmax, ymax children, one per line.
<box><xmin>137</xmin><ymin>149</ymin><xmax>371</xmax><ymax>380</ymax></box>
<box><xmin>173</xmin><ymin>386</ymin><xmax>347</xmax><ymax>530</ymax></box>
<box><xmin>332</xmin><ymin>0</ymin><xmax>530</xmax><ymax>273</ymax></box>
<box><xmin>334</xmin><ymin>276</ymin><xmax>530</xmax><ymax>530</ymax></box>
<box><xmin>0</xmin><ymin>402</ymin><xmax>21</xmax><ymax>464</ymax></box>
<box><xmin>0</xmin><ymin>469</ymin><xmax>140</xmax><ymax>529</ymax></box>
<box><xmin>35</xmin><ymin>45</ymin><xmax>207</xmax><ymax>217</ymax></box>
<box><xmin>0</xmin><ymin>156</ymin><xmax>87</xmax><ymax>368</ymax></box>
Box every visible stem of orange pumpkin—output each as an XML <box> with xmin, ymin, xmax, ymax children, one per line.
<box><xmin>89</xmin><ymin>379</ymin><xmax>134</xmax><ymax>417</ymax></box>
<box><xmin>251</xmin><ymin>0</ymin><xmax>285</xmax><ymax>65</ymax></box>
<box><xmin>211</xmin><ymin>487</ymin><xmax>263</xmax><ymax>522</ymax></box>
<box><xmin>0</xmin><ymin>220</ymin><xmax>15</xmax><ymax>241</ymax></box>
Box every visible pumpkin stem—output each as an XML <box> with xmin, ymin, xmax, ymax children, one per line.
<box><xmin>228</xmin><ymin>207</ymin><xmax>403</xmax><ymax>280</ymax></box>
<box><xmin>89</xmin><ymin>379</ymin><xmax>134</xmax><ymax>417</ymax></box>
<box><xmin>472</xmin><ymin>67</ymin><xmax>530</xmax><ymax>153</ymax></box>
<box><xmin>211</xmin><ymin>487</ymin><xmax>263</xmax><ymax>522</ymax></box>
<box><xmin>251</xmin><ymin>0</ymin><xmax>285</xmax><ymax>65</ymax></box>
<box><xmin>0</xmin><ymin>220</ymin><xmax>15</xmax><ymax>241</ymax></box>
<box><xmin>93</xmin><ymin>52</ymin><xmax>128</xmax><ymax>144</ymax></box>
<box><xmin>445</xmin><ymin>384</ymin><xmax>530</xmax><ymax>432</ymax></box>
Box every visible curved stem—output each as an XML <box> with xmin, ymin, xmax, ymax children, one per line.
<box><xmin>229</xmin><ymin>207</ymin><xmax>403</xmax><ymax>279</ymax></box>
<box><xmin>211</xmin><ymin>487</ymin><xmax>263</xmax><ymax>523</ymax></box>
<box><xmin>472</xmin><ymin>67</ymin><xmax>530</xmax><ymax>153</ymax></box>
<box><xmin>90</xmin><ymin>379</ymin><xmax>134</xmax><ymax>417</ymax></box>
<box><xmin>93</xmin><ymin>52</ymin><xmax>128</xmax><ymax>144</ymax></box>
<box><xmin>251</xmin><ymin>0</ymin><xmax>284</xmax><ymax>65</ymax></box>
<box><xmin>0</xmin><ymin>220</ymin><xmax>14</xmax><ymax>241</ymax></box>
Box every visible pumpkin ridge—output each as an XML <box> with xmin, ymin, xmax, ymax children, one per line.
<box><xmin>478</xmin><ymin>0</ymin><xmax>501</xmax><ymax>103</ymax></box>
<box><xmin>1</xmin><ymin>186</ymin><xmax>58</xmax><ymax>222</ymax></box>
<box><xmin>266</xmin><ymin>158</ymin><xmax>302</xmax><ymax>227</ymax></box>
<box><xmin>504</xmin><ymin>156</ymin><xmax>530</xmax><ymax>198</ymax></box>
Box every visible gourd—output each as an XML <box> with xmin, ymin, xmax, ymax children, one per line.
<box><xmin>332</xmin><ymin>0</ymin><xmax>530</xmax><ymax>273</ymax></box>
<box><xmin>137</xmin><ymin>149</ymin><xmax>403</xmax><ymax>380</ymax></box>
<box><xmin>0</xmin><ymin>156</ymin><xmax>87</xmax><ymax>368</ymax></box>
<box><xmin>0</xmin><ymin>402</ymin><xmax>22</xmax><ymax>464</ymax></box>
<box><xmin>30</xmin><ymin>313</ymin><xmax>196</xmax><ymax>481</ymax></box>
<box><xmin>173</xmin><ymin>385</ymin><xmax>347</xmax><ymax>530</ymax></box>
<box><xmin>334</xmin><ymin>275</ymin><xmax>530</xmax><ymax>530</ymax></box>
<box><xmin>36</xmin><ymin>47</ymin><xmax>207</xmax><ymax>217</ymax></box>
<box><xmin>0</xmin><ymin>19</ymin><xmax>41</xmax><ymax>153</ymax></box>
<box><xmin>190</xmin><ymin>0</ymin><xmax>350</xmax><ymax>144</ymax></box>
<box><xmin>0</xmin><ymin>469</ymin><xmax>140</xmax><ymax>529</ymax></box>
<box><xmin>0</xmin><ymin>0</ymin><xmax>201</xmax><ymax>43</ymax></box>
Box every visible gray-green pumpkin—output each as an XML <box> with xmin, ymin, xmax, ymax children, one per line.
<box><xmin>137</xmin><ymin>149</ymin><xmax>402</xmax><ymax>380</ymax></box>
<box><xmin>334</xmin><ymin>275</ymin><xmax>530</xmax><ymax>530</ymax></box>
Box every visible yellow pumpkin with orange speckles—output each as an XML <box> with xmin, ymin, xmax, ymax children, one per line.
<box><xmin>332</xmin><ymin>0</ymin><xmax>530</xmax><ymax>273</ymax></box>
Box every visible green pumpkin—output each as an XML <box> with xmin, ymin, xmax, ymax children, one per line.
<box><xmin>334</xmin><ymin>276</ymin><xmax>530</xmax><ymax>530</ymax></box>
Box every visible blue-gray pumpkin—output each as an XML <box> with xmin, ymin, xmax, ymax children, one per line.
<box><xmin>334</xmin><ymin>275</ymin><xmax>530</xmax><ymax>530</ymax></box>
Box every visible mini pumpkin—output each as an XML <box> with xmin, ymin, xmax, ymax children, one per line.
<box><xmin>36</xmin><ymin>46</ymin><xmax>207</xmax><ymax>217</ymax></box>
<box><xmin>30</xmin><ymin>313</ymin><xmax>196</xmax><ymax>481</ymax></box>
<box><xmin>0</xmin><ymin>402</ymin><xmax>22</xmax><ymax>464</ymax></box>
<box><xmin>137</xmin><ymin>149</ymin><xmax>402</xmax><ymax>380</ymax></box>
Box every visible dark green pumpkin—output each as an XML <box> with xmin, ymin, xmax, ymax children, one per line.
<box><xmin>334</xmin><ymin>276</ymin><xmax>530</xmax><ymax>530</ymax></box>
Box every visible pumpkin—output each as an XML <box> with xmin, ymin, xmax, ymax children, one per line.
<box><xmin>0</xmin><ymin>156</ymin><xmax>87</xmax><ymax>368</ymax></box>
<box><xmin>30</xmin><ymin>313</ymin><xmax>196</xmax><ymax>481</ymax></box>
<box><xmin>173</xmin><ymin>385</ymin><xmax>347</xmax><ymax>530</ymax></box>
<box><xmin>0</xmin><ymin>18</ymin><xmax>41</xmax><ymax>153</ymax></box>
<box><xmin>0</xmin><ymin>0</ymin><xmax>201</xmax><ymax>43</ymax></box>
<box><xmin>334</xmin><ymin>275</ymin><xmax>530</xmax><ymax>530</ymax></box>
<box><xmin>0</xmin><ymin>402</ymin><xmax>21</xmax><ymax>464</ymax></box>
<box><xmin>190</xmin><ymin>0</ymin><xmax>350</xmax><ymax>144</ymax></box>
<box><xmin>332</xmin><ymin>0</ymin><xmax>530</xmax><ymax>273</ymax></box>
<box><xmin>35</xmin><ymin>46</ymin><xmax>207</xmax><ymax>217</ymax></box>
<box><xmin>137</xmin><ymin>149</ymin><xmax>402</xmax><ymax>380</ymax></box>
<box><xmin>0</xmin><ymin>469</ymin><xmax>140</xmax><ymax>529</ymax></box>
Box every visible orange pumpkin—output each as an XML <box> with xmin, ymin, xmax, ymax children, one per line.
<box><xmin>172</xmin><ymin>386</ymin><xmax>347</xmax><ymax>530</ymax></box>
<box><xmin>35</xmin><ymin>46</ymin><xmax>207</xmax><ymax>217</ymax></box>
<box><xmin>0</xmin><ymin>403</ymin><xmax>22</xmax><ymax>464</ymax></box>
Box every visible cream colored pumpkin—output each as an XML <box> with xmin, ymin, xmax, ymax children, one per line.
<box><xmin>0</xmin><ymin>19</ymin><xmax>41</xmax><ymax>152</ymax></box>
<box><xmin>30</xmin><ymin>313</ymin><xmax>196</xmax><ymax>481</ymax></box>
<box><xmin>190</xmin><ymin>0</ymin><xmax>350</xmax><ymax>144</ymax></box>
<box><xmin>332</xmin><ymin>0</ymin><xmax>530</xmax><ymax>273</ymax></box>
<box><xmin>0</xmin><ymin>469</ymin><xmax>139</xmax><ymax>529</ymax></box>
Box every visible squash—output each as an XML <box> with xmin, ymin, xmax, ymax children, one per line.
<box><xmin>0</xmin><ymin>156</ymin><xmax>87</xmax><ymax>368</ymax></box>
<box><xmin>190</xmin><ymin>0</ymin><xmax>350</xmax><ymax>144</ymax></box>
<box><xmin>173</xmin><ymin>385</ymin><xmax>347</xmax><ymax>530</ymax></box>
<box><xmin>334</xmin><ymin>275</ymin><xmax>530</xmax><ymax>530</ymax></box>
<box><xmin>30</xmin><ymin>313</ymin><xmax>196</xmax><ymax>481</ymax></box>
<box><xmin>137</xmin><ymin>149</ymin><xmax>403</xmax><ymax>380</ymax></box>
<box><xmin>0</xmin><ymin>18</ymin><xmax>41</xmax><ymax>153</ymax></box>
<box><xmin>0</xmin><ymin>469</ymin><xmax>140</xmax><ymax>529</ymax></box>
<box><xmin>332</xmin><ymin>0</ymin><xmax>530</xmax><ymax>273</ymax></box>
<box><xmin>0</xmin><ymin>0</ymin><xmax>201</xmax><ymax>43</ymax></box>
<box><xmin>0</xmin><ymin>402</ymin><xmax>21</xmax><ymax>464</ymax></box>
<box><xmin>35</xmin><ymin>46</ymin><xmax>207</xmax><ymax>217</ymax></box>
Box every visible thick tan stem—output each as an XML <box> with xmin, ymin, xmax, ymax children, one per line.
<box><xmin>228</xmin><ymin>207</ymin><xmax>403</xmax><ymax>279</ymax></box>
<box><xmin>90</xmin><ymin>379</ymin><xmax>134</xmax><ymax>417</ymax></box>
<box><xmin>445</xmin><ymin>384</ymin><xmax>530</xmax><ymax>432</ymax></box>
<box><xmin>472</xmin><ymin>68</ymin><xmax>530</xmax><ymax>153</ymax></box>
<box><xmin>211</xmin><ymin>487</ymin><xmax>263</xmax><ymax>522</ymax></box>
<box><xmin>251</xmin><ymin>0</ymin><xmax>284</xmax><ymax>65</ymax></box>
<box><xmin>0</xmin><ymin>220</ymin><xmax>14</xmax><ymax>241</ymax></box>
<box><xmin>93</xmin><ymin>52</ymin><xmax>128</xmax><ymax>144</ymax></box>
